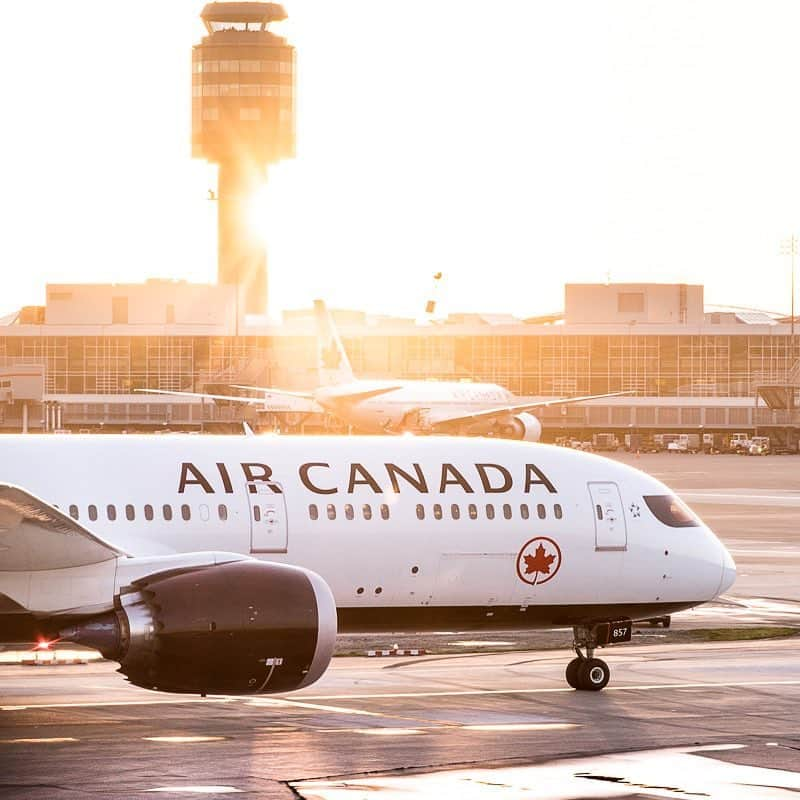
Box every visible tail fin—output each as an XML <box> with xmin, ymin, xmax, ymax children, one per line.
<box><xmin>314</xmin><ymin>300</ymin><xmax>355</xmax><ymax>387</ymax></box>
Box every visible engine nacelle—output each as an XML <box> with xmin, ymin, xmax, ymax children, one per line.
<box><xmin>502</xmin><ymin>412</ymin><xmax>543</xmax><ymax>442</ymax></box>
<box><xmin>60</xmin><ymin>560</ymin><xmax>337</xmax><ymax>695</ymax></box>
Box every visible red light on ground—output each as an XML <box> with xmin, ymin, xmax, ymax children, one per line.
<box><xmin>35</xmin><ymin>639</ymin><xmax>52</xmax><ymax>651</ymax></box>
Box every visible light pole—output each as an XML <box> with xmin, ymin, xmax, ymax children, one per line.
<box><xmin>780</xmin><ymin>235</ymin><xmax>798</xmax><ymax>354</ymax></box>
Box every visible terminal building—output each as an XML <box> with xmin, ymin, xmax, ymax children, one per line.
<box><xmin>0</xmin><ymin>281</ymin><xmax>798</xmax><ymax>444</ymax></box>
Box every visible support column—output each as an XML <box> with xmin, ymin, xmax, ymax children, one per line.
<box><xmin>217</xmin><ymin>161</ymin><xmax>268</xmax><ymax>317</ymax></box>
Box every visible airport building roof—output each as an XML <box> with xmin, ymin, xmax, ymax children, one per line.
<box><xmin>0</xmin><ymin>281</ymin><xmax>794</xmax><ymax>338</ymax></box>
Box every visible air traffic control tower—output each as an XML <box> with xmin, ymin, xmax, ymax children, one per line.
<box><xmin>192</xmin><ymin>3</ymin><xmax>295</xmax><ymax>314</ymax></box>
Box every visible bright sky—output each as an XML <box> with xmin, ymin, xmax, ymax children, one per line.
<box><xmin>2</xmin><ymin>1</ymin><xmax>800</xmax><ymax>320</ymax></box>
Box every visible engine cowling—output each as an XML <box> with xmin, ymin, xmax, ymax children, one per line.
<box><xmin>60</xmin><ymin>560</ymin><xmax>337</xmax><ymax>695</ymax></box>
<box><xmin>501</xmin><ymin>412</ymin><xmax>542</xmax><ymax>442</ymax></box>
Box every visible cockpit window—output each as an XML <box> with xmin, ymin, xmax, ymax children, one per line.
<box><xmin>643</xmin><ymin>495</ymin><xmax>699</xmax><ymax>528</ymax></box>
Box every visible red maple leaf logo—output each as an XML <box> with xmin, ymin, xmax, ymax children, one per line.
<box><xmin>523</xmin><ymin>543</ymin><xmax>556</xmax><ymax>575</ymax></box>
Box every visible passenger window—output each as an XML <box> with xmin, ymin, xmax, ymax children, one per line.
<box><xmin>88</xmin><ymin>504</ymin><xmax>98</xmax><ymax>522</ymax></box>
<box><xmin>595</xmin><ymin>504</ymin><xmax>603</xmax><ymax>521</ymax></box>
<box><xmin>538</xmin><ymin>503</ymin><xmax>546</xmax><ymax>520</ymax></box>
<box><xmin>486</xmin><ymin>504</ymin><xmax>495</xmax><ymax>520</ymax></box>
<box><xmin>345</xmin><ymin>503</ymin><xmax>354</xmax><ymax>521</ymax></box>
<box><xmin>106</xmin><ymin>504</ymin><xmax>116</xmax><ymax>521</ymax></box>
<box><xmin>181</xmin><ymin>504</ymin><xmax>191</xmax><ymax>521</ymax></box>
<box><xmin>162</xmin><ymin>504</ymin><xmax>173</xmax><ymax>521</ymax></box>
<box><xmin>433</xmin><ymin>503</ymin><xmax>443</xmax><ymax>520</ymax></box>
<box><xmin>520</xmin><ymin>504</ymin><xmax>529</xmax><ymax>520</ymax></box>
<box><xmin>380</xmin><ymin>504</ymin><xmax>390</xmax><ymax>520</ymax></box>
<box><xmin>362</xmin><ymin>504</ymin><xmax>372</xmax><ymax>520</ymax></box>
<box><xmin>451</xmin><ymin>504</ymin><xmax>460</xmax><ymax>520</ymax></box>
<box><xmin>468</xmin><ymin>504</ymin><xmax>477</xmax><ymax>520</ymax></box>
<box><xmin>416</xmin><ymin>504</ymin><xmax>425</xmax><ymax>520</ymax></box>
<box><xmin>125</xmin><ymin>504</ymin><xmax>135</xmax><ymax>521</ymax></box>
<box><xmin>144</xmin><ymin>504</ymin><xmax>154</xmax><ymax>521</ymax></box>
<box><xmin>309</xmin><ymin>504</ymin><xmax>318</xmax><ymax>520</ymax></box>
<box><xmin>327</xmin><ymin>504</ymin><xmax>336</xmax><ymax>520</ymax></box>
<box><xmin>254</xmin><ymin>506</ymin><xmax>261</xmax><ymax>522</ymax></box>
<box><xmin>503</xmin><ymin>503</ymin><xmax>512</xmax><ymax>520</ymax></box>
<box><xmin>69</xmin><ymin>504</ymin><xmax>79</xmax><ymax>520</ymax></box>
<box><xmin>554</xmin><ymin>503</ymin><xmax>563</xmax><ymax>520</ymax></box>
<box><xmin>218</xmin><ymin>504</ymin><xmax>228</xmax><ymax>521</ymax></box>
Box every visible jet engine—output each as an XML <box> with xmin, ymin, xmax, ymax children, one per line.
<box><xmin>60</xmin><ymin>560</ymin><xmax>337</xmax><ymax>695</ymax></box>
<box><xmin>498</xmin><ymin>412</ymin><xmax>542</xmax><ymax>442</ymax></box>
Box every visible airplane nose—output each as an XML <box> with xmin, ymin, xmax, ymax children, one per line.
<box><xmin>718</xmin><ymin>543</ymin><xmax>737</xmax><ymax>596</ymax></box>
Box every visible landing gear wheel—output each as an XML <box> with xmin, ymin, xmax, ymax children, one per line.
<box><xmin>565</xmin><ymin>657</ymin><xmax>582</xmax><ymax>689</ymax></box>
<box><xmin>577</xmin><ymin>658</ymin><xmax>610</xmax><ymax>691</ymax></box>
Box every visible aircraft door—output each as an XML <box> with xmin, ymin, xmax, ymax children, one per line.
<box><xmin>588</xmin><ymin>482</ymin><xmax>627</xmax><ymax>551</ymax></box>
<box><xmin>248</xmin><ymin>482</ymin><xmax>288</xmax><ymax>553</ymax></box>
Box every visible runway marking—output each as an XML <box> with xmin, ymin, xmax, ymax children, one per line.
<box><xmin>0</xmin><ymin>698</ymin><xmax>238</xmax><ymax>711</ymax></box>
<box><xmin>353</xmin><ymin>728</ymin><xmax>425</xmax><ymax>736</ymax></box>
<box><xmin>143</xmin><ymin>736</ymin><xmax>225</xmax><ymax>744</ymax></box>
<box><xmin>1</xmin><ymin>737</ymin><xmax>78</xmax><ymax>744</ymax></box>
<box><xmin>462</xmin><ymin>723</ymin><xmax>578</xmax><ymax>732</ymax></box>
<box><xmin>249</xmin><ymin>698</ymin><xmax>384</xmax><ymax>716</ymax></box>
<box><xmin>299</xmin><ymin>678</ymin><xmax>800</xmax><ymax>701</ymax></box>
<box><xmin>314</xmin><ymin>722</ymin><xmax>578</xmax><ymax>735</ymax></box>
<box><xmin>4</xmin><ymin>680</ymin><xmax>799</xmax><ymax>712</ymax></box>
<box><xmin>682</xmin><ymin>492</ymin><xmax>800</xmax><ymax>506</ymax></box>
<box><xmin>146</xmin><ymin>786</ymin><xmax>242</xmax><ymax>794</ymax></box>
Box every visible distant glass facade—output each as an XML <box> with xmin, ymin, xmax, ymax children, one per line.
<box><xmin>0</xmin><ymin>330</ymin><xmax>797</xmax><ymax>399</ymax></box>
<box><xmin>341</xmin><ymin>332</ymin><xmax>799</xmax><ymax>399</ymax></box>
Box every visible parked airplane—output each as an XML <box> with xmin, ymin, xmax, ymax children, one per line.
<box><xmin>141</xmin><ymin>300</ymin><xmax>631</xmax><ymax>440</ymax></box>
<box><xmin>0</xmin><ymin>434</ymin><xmax>735</xmax><ymax>694</ymax></box>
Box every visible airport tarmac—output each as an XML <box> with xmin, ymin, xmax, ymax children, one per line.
<box><xmin>1</xmin><ymin>639</ymin><xmax>800</xmax><ymax>798</ymax></box>
<box><xmin>1</xmin><ymin>452</ymin><xmax>799</xmax><ymax>798</ymax></box>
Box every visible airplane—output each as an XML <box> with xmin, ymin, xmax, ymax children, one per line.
<box><xmin>0</xmin><ymin>433</ymin><xmax>735</xmax><ymax>695</ymax></box>
<box><xmin>140</xmin><ymin>300</ymin><xmax>632</xmax><ymax>440</ymax></box>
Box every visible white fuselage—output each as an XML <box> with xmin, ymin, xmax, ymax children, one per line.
<box><xmin>0</xmin><ymin>435</ymin><xmax>734</xmax><ymax>629</ymax></box>
<box><xmin>316</xmin><ymin>380</ymin><xmax>516</xmax><ymax>432</ymax></box>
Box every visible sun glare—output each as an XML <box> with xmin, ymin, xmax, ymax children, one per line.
<box><xmin>246</xmin><ymin>182</ymin><xmax>273</xmax><ymax>246</ymax></box>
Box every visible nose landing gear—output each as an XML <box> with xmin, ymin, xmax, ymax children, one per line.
<box><xmin>566</xmin><ymin>652</ymin><xmax>610</xmax><ymax>691</ymax></box>
<box><xmin>566</xmin><ymin>620</ymin><xmax>631</xmax><ymax>691</ymax></box>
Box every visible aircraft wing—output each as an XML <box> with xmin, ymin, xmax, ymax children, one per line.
<box><xmin>0</xmin><ymin>484</ymin><xmax>128</xmax><ymax>573</ymax></box>
<box><xmin>228</xmin><ymin>385</ymin><xmax>315</xmax><ymax>399</ymax></box>
<box><xmin>429</xmin><ymin>391</ymin><xmax>635</xmax><ymax>428</ymax></box>
<box><xmin>136</xmin><ymin>388</ymin><xmax>319</xmax><ymax>413</ymax></box>
<box><xmin>137</xmin><ymin>388</ymin><xmax>264</xmax><ymax>403</ymax></box>
<box><xmin>138</xmin><ymin>388</ymin><xmax>314</xmax><ymax>401</ymax></box>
